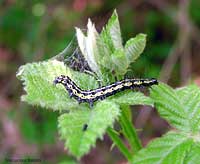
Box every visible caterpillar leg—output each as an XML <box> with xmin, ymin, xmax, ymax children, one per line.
<box><xmin>97</xmin><ymin>80</ymin><xmax>102</xmax><ymax>87</ymax></box>
<box><xmin>99</xmin><ymin>96</ymin><xmax>105</xmax><ymax>100</ymax></box>
<box><xmin>89</xmin><ymin>101</ymin><xmax>94</xmax><ymax>108</ymax></box>
<box><xmin>82</xmin><ymin>123</ymin><xmax>88</xmax><ymax>131</ymax></box>
<box><xmin>67</xmin><ymin>90</ymin><xmax>73</xmax><ymax>98</ymax></box>
<box><xmin>78</xmin><ymin>97</ymin><xmax>83</xmax><ymax>104</ymax></box>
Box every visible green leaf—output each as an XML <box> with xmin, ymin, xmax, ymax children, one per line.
<box><xmin>112</xmin><ymin>91</ymin><xmax>154</xmax><ymax>107</ymax></box>
<box><xmin>150</xmin><ymin>83</ymin><xmax>188</xmax><ymax>131</ymax></box>
<box><xmin>16</xmin><ymin>59</ymin><xmax>98</xmax><ymax>111</ymax></box>
<box><xmin>110</xmin><ymin>48</ymin><xmax>128</xmax><ymax>74</ymax></box>
<box><xmin>135</xmin><ymin>83</ymin><xmax>200</xmax><ymax>164</ymax></box>
<box><xmin>96</xmin><ymin>34</ymin><xmax>112</xmax><ymax>71</ymax></box>
<box><xmin>97</xmin><ymin>11</ymin><xmax>148</xmax><ymax>78</ymax></box>
<box><xmin>151</xmin><ymin>83</ymin><xmax>200</xmax><ymax>133</ymax></box>
<box><xmin>58</xmin><ymin>100</ymin><xmax>120</xmax><ymax>158</ymax></box>
<box><xmin>184</xmin><ymin>143</ymin><xmax>200</xmax><ymax>163</ymax></box>
<box><xmin>132</xmin><ymin>132</ymin><xmax>193</xmax><ymax>164</ymax></box>
<box><xmin>125</xmin><ymin>33</ymin><xmax>146</xmax><ymax>62</ymax></box>
<box><xmin>176</xmin><ymin>85</ymin><xmax>200</xmax><ymax>133</ymax></box>
<box><xmin>100</xmin><ymin>10</ymin><xmax>123</xmax><ymax>52</ymax></box>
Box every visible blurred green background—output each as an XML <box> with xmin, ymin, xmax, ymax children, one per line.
<box><xmin>0</xmin><ymin>0</ymin><xmax>200</xmax><ymax>163</ymax></box>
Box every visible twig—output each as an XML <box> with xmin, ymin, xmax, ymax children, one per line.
<box><xmin>159</xmin><ymin>40</ymin><xmax>180</xmax><ymax>82</ymax></box>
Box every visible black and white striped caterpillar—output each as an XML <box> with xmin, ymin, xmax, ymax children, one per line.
<box><xmin>53</xmin><ymin>75</ymin><xmax>158</xmax><ymax>108</ymax></box>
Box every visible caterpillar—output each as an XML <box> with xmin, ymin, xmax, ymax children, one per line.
<box><xmin>53</xmin><ymin>75</ymin><xmax>158</xmax><ymax>108</ymax></box>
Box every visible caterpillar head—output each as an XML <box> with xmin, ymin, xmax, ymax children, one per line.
<box><xmin>150</xmin><ymin>78</ymin><xmax>158</xmax><ymax>85</ymax></box>
<box><xmin>53</xmin><ymin>75</ymin><xmax>72</xmax><ymax>85</ymax></box>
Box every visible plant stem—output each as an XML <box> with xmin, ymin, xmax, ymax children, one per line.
<box><xmin>107</xmin><ymin>127</ymin><xmax>132</xmax><ymax>162</ymax></box>
<box><xmin>119</xmin><ymin>105</ymin><xmax>142</xmax><ymax>153</ymax></box>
